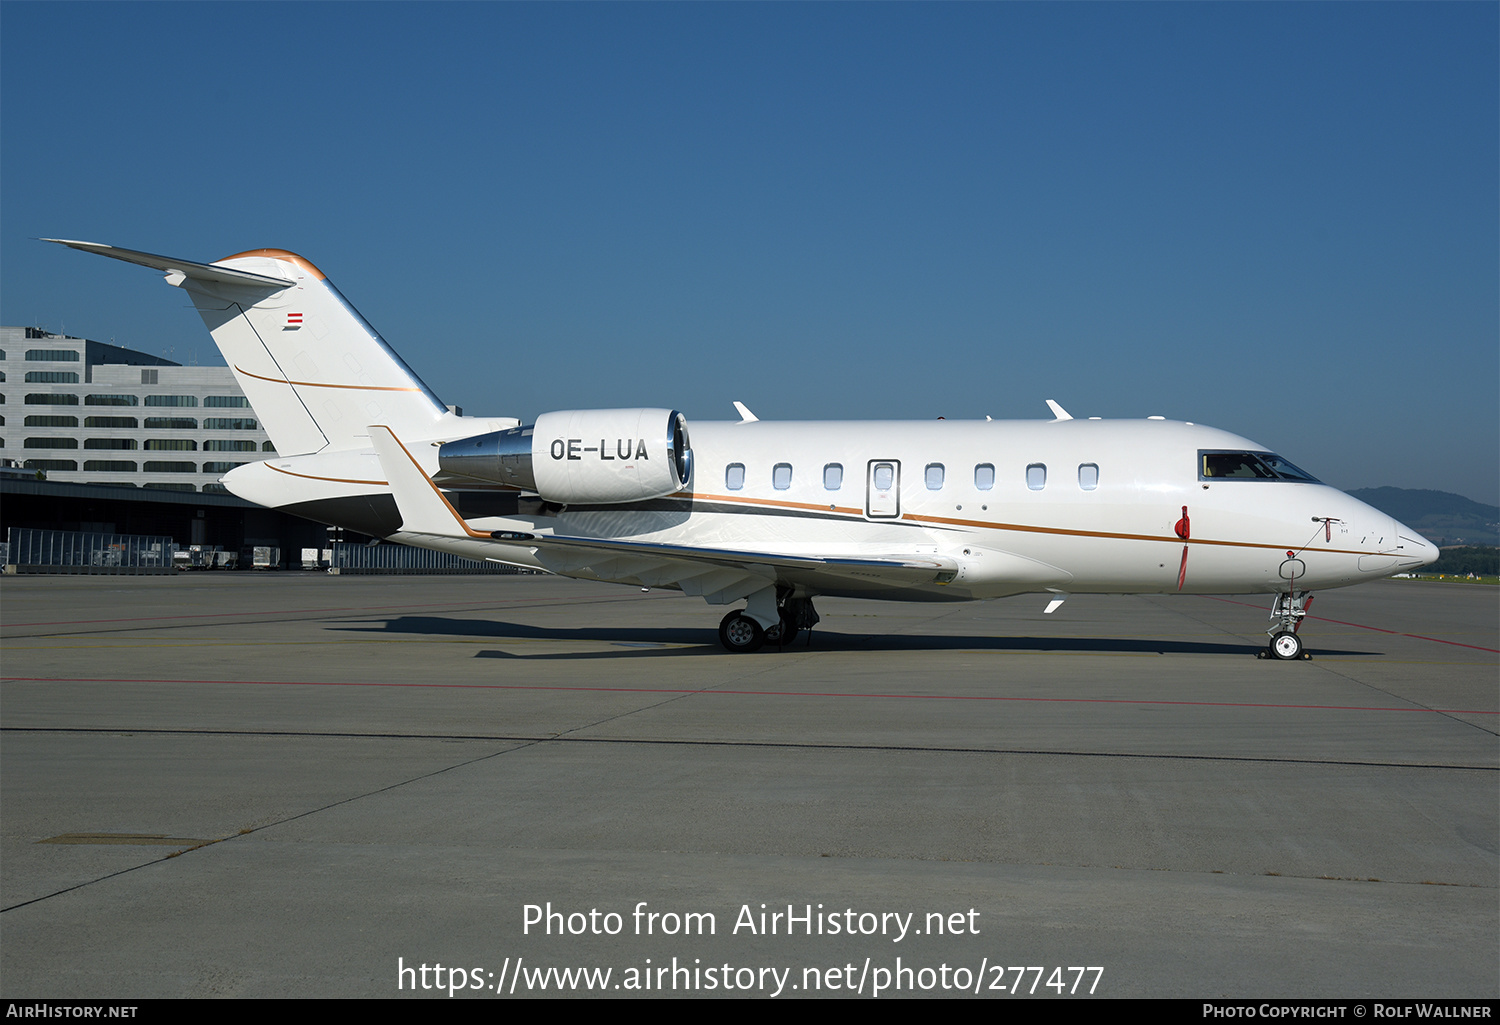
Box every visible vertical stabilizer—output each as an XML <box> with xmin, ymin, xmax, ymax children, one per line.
<box><xmin>44</xmin><ymin>240</ymin><xmax>448</xmax><ymax>456</ymax></box>
<box><xmin>182</xmin><ymin>249</ymin><xmax>447</xmax><ymax>455</ymax></box>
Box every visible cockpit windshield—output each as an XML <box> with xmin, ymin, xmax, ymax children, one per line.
<box><xmin>1257</xmin><ymin>454</ymin><xmax>1320</xmax><ymax>483</ymax></box>
<box><xmin>1199</xmin><ymin>451</ymin><xmax>1322</xmax><ymax>484</ymax></box>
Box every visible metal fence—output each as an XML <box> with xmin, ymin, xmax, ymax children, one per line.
<box><xmin>1</xmin><ymin>529</ymin><xmax>543</xmax><ymax>577</ymax></box>
<box><xmin>4</xmin><ymin>527</ymin><xmax>176</xmax><ymax>575</ymax></box>
<box><xmin>327</xmin><ymin>542</ymin><xmax>541</xmax><ymax>575</ymax></box>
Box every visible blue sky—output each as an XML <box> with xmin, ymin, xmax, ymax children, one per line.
<box><xmin>4</xmin><ymin>2</ymin><xmax>1495</xmax><ymax>503</ymax></box>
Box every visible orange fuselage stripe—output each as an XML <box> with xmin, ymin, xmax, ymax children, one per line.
<box><xmin>235</xmin><ymin>364</ymin><xmax>423</xmax><ymax>393</ymax></box>
<box><xmin>687</xmin><ymin>493</ymin><xmax>1377</xmax><ymax>558</ymax></box>
<box><xmin>266</xmin><ymin>464</ymin><xmax>387</xmax><ymax>487</ymax></box>
<box><xmin>256</xmin><ymin>473</ymin><xmax>1382</xmax><ymax>560</ymax></box>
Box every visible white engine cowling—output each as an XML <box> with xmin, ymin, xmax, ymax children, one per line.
<box><xmin>439</xmin><ymin>408</ymin><xmax>692</xmax><ymax>504</ymax></box>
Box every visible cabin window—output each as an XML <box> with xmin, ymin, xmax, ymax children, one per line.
<box><xmin>1026</xmin><ymin>463</ymin><xmax>1047</xmax><ymax>490</ymax></box>
<box><xmin>925</xmin><ymin>463</ymin><xmax>945</xmax><ymax>490</ymax></box>
<box><xmin>974</xmin><ymin>463</ymin><xmax>995</xmax><ymax>490</ymax></box>
<box><xmin>873</xmin><ymin>464</ymin><xmax>894</xmax><ymax>491</ymax></box>
<box><xmin>1078</xmin><ymin>463</ymin><xmax>1099</xmax><ymax>490</ymax></box>
<box><xmin>772</xmin><ymin>463</ymin><xmax>792</xmax><ymax>490</ymax></box>
<box><xmin>725</xmin><ymin>463</ymin><xmax>745</xmax><ymax>490</ymax></box>
<box><xmin>823</xmin><ymin>463</ymin><xmax>843</xmax><ymax>490</ymax></box>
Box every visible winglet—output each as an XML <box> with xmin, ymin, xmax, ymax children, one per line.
<box><xmin>1045</xmin><ymin>399</ymin><xmax>1073</xmax><ymax>422</ymax></box>
<box><xmin>732</xmin><ymin>401</ymin><xmax>759</xmax><ymax>424</ymax></box>
<box><xmin>368</xmin><ymin>425</ymin><xmax>487</xmax><ymax>538</ymax></box>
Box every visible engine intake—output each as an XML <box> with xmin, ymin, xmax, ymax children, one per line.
<box><xmin>439</xmin><ymin>408</ymin><xmax>692</xmax><ymax>505</ymax></box>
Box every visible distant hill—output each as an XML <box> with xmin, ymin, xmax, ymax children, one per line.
<box><xmin>1348</xmin><ymin>488</ymin><xmax>1500</xmax><ymax>546</ymax></box>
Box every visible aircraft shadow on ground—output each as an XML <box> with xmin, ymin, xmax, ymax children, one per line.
<box><xmin>331</xmin><ymin>616</ymin><xmax>1379</xmax><ymax>660</ymax></box>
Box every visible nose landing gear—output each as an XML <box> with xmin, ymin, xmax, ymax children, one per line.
<box><xmin>1259</xmin><ymin>590</ymin><xmax>1313</xmax><ymax>660</ymax></box>
<box><xmin>1268</xmin><ymin>630</ymin><xmax>1304</xmax><ymax>660</ymax></box>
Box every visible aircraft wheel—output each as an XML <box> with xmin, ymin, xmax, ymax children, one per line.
<box><xmin>719</xmin><ymin>611</ymin><xmax>766</xmax><ymax>653</ymax></box>
<box><xmin>1269</xmin><ymin>631</ymin><xmax>1303</xmax><ymax>661</ymax></box>
<box><xmin>765</xmin><ymin>616</ymin><xmax>799</xmax><ymax>647</ymax></box>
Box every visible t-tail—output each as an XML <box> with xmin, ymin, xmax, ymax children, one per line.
<box><xmin>43</xmin><ymin>240</ymin><xmax>450</xmax><ymax>455</ymax></box>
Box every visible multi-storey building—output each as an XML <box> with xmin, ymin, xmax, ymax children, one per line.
<box><xmin>1</xmin><ymin>326</ymin><xmax>276</xmax><ymax>492</ymax></box>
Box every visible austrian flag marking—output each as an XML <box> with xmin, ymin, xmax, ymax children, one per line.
<box><xmin>286</xmin><ymin>313</ymin><xmax>303</xmax><ymax>328</ymax></box>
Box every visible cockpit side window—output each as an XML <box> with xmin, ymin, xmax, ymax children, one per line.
<box><xmin>1199</xmin><ymin>451</ymin><xmax>1321</xmax><ymax>483</ymax></box>
<box><xmin>1201</xmin><ymin>452</ymin><xmax>1276</xmax><ymax>479</ymax></box>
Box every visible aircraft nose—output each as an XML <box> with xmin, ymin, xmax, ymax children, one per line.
<box><xmin>1333</xmin><ymin>492</ymin><xmax>1437</xmax><ymax>575</ymax></box>
<box><xmin>1392</xmin><ymin>519</ymin><xmax>1440</xmax><ymax>568</ymax></box>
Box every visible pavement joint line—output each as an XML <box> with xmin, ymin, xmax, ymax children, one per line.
<box><xmin>0</xmin><ymin>735</ymin><xmax>543</xmax><ymax>916</ymax></box>
<box><xmin>2</xmin><ymin>725</ymin><xmax>1494</xmax><ymax>772</ymax></box>
<box><xmin>3</xmin><ymin>676</ymin><xmax>1494</xmax><ymax>716</ymax></box>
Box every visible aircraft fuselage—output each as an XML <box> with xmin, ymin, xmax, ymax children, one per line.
<box><xmin>226</xmin><ymin>416</ymin><xmax>1427</xmax><ymax>602</ymax></box>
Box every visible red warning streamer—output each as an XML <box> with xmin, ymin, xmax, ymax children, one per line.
<box><xmin>1174</xmin><ymin>506</ymin><xmax>1190</xmax><ymax>590</ymax></box>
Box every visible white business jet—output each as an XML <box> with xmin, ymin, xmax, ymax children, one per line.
<box><xmin>47</xmin><ymin>240</ymin><xmax>1439</xmax><ymax>657</ymax></box>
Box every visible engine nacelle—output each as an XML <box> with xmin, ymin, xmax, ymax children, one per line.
<box><xmin>438</xmin><ymin>408</ymin><xmax>692</xmax><ymax>504</ymax></box>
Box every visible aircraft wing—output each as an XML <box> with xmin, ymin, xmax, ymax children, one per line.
<box><xmin>368</xmin><ymin>424</ymin><xmax>957</xmax><ymax>601</ymax></box>
<box><xmin>509</xmin><ymin>532</ymin><xmax>957</xmax><ymax>593</ymax></box>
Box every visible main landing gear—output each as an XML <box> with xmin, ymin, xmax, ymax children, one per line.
<box><xmin>718</xmin><ymin>596</ymin><xmax>821</xmax><ymax>653</ymax></box>
<box><xmin>1258</xmin><ymin>590</ymin><xmax>1313</xmax><ymax>660</ymax></box>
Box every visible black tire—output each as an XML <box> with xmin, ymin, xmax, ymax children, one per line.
<box><xmin>765</xmin><ymin>616</ymin><xmax>799</xmax><ymax>647</ymax></box>
<box><xmin>718</xmin><ymin>611</ymin><xmax>766</xmax><ymax>653</ymax></box>
<box><xmin>1269</xmin><ymin>631</ymin><xmax>1303</xmax><ymax>661</ymax></box>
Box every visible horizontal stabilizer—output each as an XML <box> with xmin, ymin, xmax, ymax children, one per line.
<box><xmin>42</xmin><ymin>239</ymin><xmax>295</xmax><ymax>289</ymax></box>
